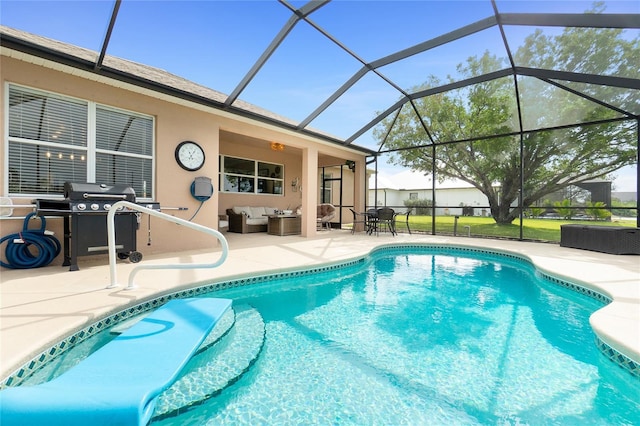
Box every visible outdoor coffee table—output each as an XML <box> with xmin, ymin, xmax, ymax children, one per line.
<box><xmin>265</xmin><ymin>214</ymin><xmax>301</xmax><ymax>236</ymax></box>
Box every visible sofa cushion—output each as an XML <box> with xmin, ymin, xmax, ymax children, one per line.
<box><xmin>249</xmin><ymin>206</ymin><xmax>266</xmax><ymax>218</ymax></box>
<box><xmin>232</xmin><ymin>206</ymin><xmax>251</xmax><ymax>216</ymax></box>
<box><xmin>264</xmin><ymin>206</ymin><xmax>277</xmax><ymax>215</ymax></box>
<box><xmin>246</xmin><ymin>217</ymin><xmax>268</xmax><ymax>225</ymax></box>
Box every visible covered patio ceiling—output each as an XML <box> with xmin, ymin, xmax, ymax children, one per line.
<box><xmin>1</xmin><ymin>0</ymin><xmax>637</xmax><ymax>154</ymax></box>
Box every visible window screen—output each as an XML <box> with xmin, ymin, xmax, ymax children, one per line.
<box><xmin>8</xmin><ymin>86</ymin><xmax>88</xmax><ymax>195</ymax></box>
<box><xmin>8</xmin><ymin>143</ymin><xmax>87</xmax><ymax>195</ymax></box>
<box><xmin>95</xmin><ymin>106</ymin><xmax>153</xmax><ymax>197</ymax></box>
<box><xmin>7</xmin><ymin>85</ymin><xmax>154</xmax><ymax>198</ymax></box>
<box><xmin>9</xmin><ymin>86</ymin><xmax>87</xmax><ymax>146</ymax></box>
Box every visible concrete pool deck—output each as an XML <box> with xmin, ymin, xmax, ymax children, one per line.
<box><xmin>1</xmin><ymin>230</ymin><xmax>639</xmax><ymax>381</ymax></box>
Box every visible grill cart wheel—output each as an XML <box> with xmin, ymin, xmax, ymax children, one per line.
<box><xmin>117</xmin><ymin>252</ymin><xmax>129</xmax><ymax>260</ymax></box>
<box><xmin>129</xmin><ymin>251</ymin><xmax>143</xmax><ymax>263</ymax></box>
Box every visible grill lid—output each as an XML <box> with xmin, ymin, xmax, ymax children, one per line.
<box><xmin>64</xmin><ymin>182</ymin><xmax>136</xmax><ymax>202</ymax></box>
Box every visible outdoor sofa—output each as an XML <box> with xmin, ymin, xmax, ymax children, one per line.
<box><xmin>226</xmin><ymin>206</ymin><xmax>278</xmax><ymax>233</ymax></box>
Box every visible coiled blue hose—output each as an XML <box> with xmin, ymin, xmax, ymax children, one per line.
<box><xmin>0</xmin><ymin>213</ymin><xmax>61</xmax><ymax>269</ymax></box>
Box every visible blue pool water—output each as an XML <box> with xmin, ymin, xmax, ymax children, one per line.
<box><xmin>19</xmin><ymin>247</ymin><xmax>640</xmax><ymax>424</ymax></box>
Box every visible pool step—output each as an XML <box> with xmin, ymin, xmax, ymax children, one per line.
<box><xmin>0</xmin><ymin>298</ymin><xmax>232</xmax><ymax>426</ymax></box>
<box><xmin>197</xmin><ymin>306</ymin><xmax>236</xmax><ymax>352</ymax></box>
<box><xmin>110</xmin><ymin>305</ymin><xmax>236</xmax><ymax>351</ymax></box>
<box><xmin>152</xmin><ymin>304</ymin><xmax>266</xmax><ymax>419</ymax></box>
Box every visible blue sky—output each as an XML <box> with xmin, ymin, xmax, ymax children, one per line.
<box><xmin>1</xmin><ymin>0</ymin><xmax>638</xmax><ymax>191</ymax></box>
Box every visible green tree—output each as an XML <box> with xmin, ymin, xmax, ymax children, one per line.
<box><xmin>376</xmin><ymin>4</ymin><xmax>638</xmax><ymax>224</ymax></box>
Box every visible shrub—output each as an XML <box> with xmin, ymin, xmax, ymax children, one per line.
<box><xmin>528</xmin><ymin>206</ymin><xmax>545</xmax><ymax>217</ymax></box>
<box><xmin>586</xmin><ymin>201</ymin><xmax>612</xmax><ymax>221</ymax></box>
<box><xmin>611</xmin><ymin>199</ymin><xmax>637</xmax><ymax>217</ymax></box>
<box><xmin>553</xmin><ymin>199</ymin><xmax>572</xmax><ymax>220</ymax></box>
<box><xmin>404</xmin><ymin>198</ymin><xmax>433</xmax><ymax>215</ymax></box>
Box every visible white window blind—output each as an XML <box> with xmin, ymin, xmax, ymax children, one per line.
<box><xmin>8</xmin><ymin>86</ymin><xmax>87</xmax><ymax>146</ymax></box>
<box><xmin>95</xmin><ymin>106</ymin><xmax>153</xmax><ymax>198</ymax></box>
<box><xmin>7</xmin><ymin>84</ymin><xmax>154</xmax><ymax>198</ymax></box>
<box><xmin>8</xmin><ymin>86</ymin><xmax>88</xmax><ymax>195</ymax></box>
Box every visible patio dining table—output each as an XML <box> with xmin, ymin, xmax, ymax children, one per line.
<box><xmin>363</xmin><ymin>208</ymin><xmax>397</xmax><ymax>236</ymax></box>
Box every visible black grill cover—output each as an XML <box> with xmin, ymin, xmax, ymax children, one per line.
<box><xmin>63</xmin><ymin>182</ymin><xmax>136</xmax><ymax>202</ymax></box>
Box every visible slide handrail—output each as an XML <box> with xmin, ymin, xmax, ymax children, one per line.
<box><xmin>106</xmin><ymin>201</ymin><xmax>229</xmax><ymax>290</ymax></box>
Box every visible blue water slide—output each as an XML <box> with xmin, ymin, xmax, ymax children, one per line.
<box><xmin>0</xmin><ymin>297</ymin><xmax>232</xmax><ymax>426</ymax></box>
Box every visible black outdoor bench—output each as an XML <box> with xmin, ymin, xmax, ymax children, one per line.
<box><xmin>560</xmin><ymin>224</ymin><xmax>640</xmax><ymax>255</ymax></box>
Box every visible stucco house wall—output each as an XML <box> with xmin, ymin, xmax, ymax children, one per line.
<box><xmin>0</xmin><ymin>48</ymin><xmax>368</xmax><ymax>264</ymax></box>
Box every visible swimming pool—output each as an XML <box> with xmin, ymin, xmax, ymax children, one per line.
<box><xmin>13</xmin><ymin>246</ymin><xmax>640</xmax><ymax>424</ymax></box>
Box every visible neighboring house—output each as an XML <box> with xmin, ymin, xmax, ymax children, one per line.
<box><xmin>369</xmin><ymin>170</ymin><xmax>623</xmax><ymax>216</ymax></box>
<box><xmin>0</xmin><ymin>26</ymin><xmax>370</xmax><ymax>260</ymax></box>
<box><xmin>368</xmin><ymin>170</ymin><xmax>494</xmax><ymax>216</ymax></box>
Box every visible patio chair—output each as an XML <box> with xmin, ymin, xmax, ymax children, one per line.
<box><xmin>349</xmin><ymin>208</ymin><xmax>368</xmax><ymax>234</ymax></box>
<box><xmin>375</xmin><ymin>208</ymin><xmax>396</xmax><ymax>236</ymax></box>
<box><xmin>393</xmin><ymin>208</ymin><xmax>412</xmax><ymax>234</ymax></box>
<box><xmin>365</xmin><ymin>208</ymin><xmax>379</xmax><ymax>235</ymax></box>
<box><xmin>317</xmin><ymin>203</ymin><xmax>336</xmax><ymax>230</ymax></box>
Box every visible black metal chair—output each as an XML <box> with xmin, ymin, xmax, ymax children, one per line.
<box><xmin>349</xmin><ymin>208</ymin><xmax>368</xmax><ymax>234</ymax></box>
<box><xmin>365</xmin><ymin>208</ymin><xmax>379</xmax><ymax>235</ymax></box>
<box><xmin>393</xmin><ymin>209</ymin><xmax>412</xmax><ymax>234</ymax></box>
<box><xmin>375</xmin><ymin>208</ymin><xmax>396</xmax><ymax>236</ymax></box>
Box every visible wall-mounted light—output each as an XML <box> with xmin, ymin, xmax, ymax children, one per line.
<box><xmin>291</xmin><ymin>177</ymin><xmax>299</xmax><ymax>192</ymax></box>
<box><xmin>270</xmin><ymin>142</ymin><xmax>285</xmax><ymax>151</ymax></box>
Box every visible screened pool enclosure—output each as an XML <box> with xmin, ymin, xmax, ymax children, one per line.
<box><xmin>1</xmin><ymin>0</ymin><xmax>638</xmax><ymax>240</ymax></box>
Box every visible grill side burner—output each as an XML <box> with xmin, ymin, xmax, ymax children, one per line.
<box><xmin>35</xmin><ymin>182</ymin><xmax>159</xmax><ymax>271</ymax></box>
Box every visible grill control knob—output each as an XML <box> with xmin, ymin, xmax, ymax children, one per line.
<box><xmin>91</xmin><ymin>203</ymin><xmax>100</xmax><ymax>211</ymax></box>
<box><xmin>104</xmin><ymin>204</ymin><xmax>112</xmax><ymax>211</ymax></box>
<box><xmin>77</xmin><ymin>203</ymin><xmax>86</xmax><ymax>211</ymax></box>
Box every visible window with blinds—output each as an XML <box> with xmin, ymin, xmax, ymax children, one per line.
<box><xmin>95</xmin><ymin>106</ymin><xmax>154</xmax><ymax>198</ymax></box>
<box><xmin>7</xmin><ymin>84</ymin><xmax>154</xmax><ymax>198</ymax></box>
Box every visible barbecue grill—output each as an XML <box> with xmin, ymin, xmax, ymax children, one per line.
<box><xmin>35</xmin><ymin>182</ymin><xmax>159</xmax><ymax>271</ymax></box>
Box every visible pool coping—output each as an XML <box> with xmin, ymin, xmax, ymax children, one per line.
<box><xmin>2</xmin><ymin>239</ymin><xmax>638</xmax><ymax>388</ymax></box>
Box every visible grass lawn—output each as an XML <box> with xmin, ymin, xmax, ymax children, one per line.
<box><xmin>404</xmin><ymin>215</ymin><xmax>637</xmax><ymax>242</ymax></box>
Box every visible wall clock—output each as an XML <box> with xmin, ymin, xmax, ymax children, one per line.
<box><xmin>175</xmin><ymin>141</ymin><xmax>205</xmax><ymax>171</ymax></box>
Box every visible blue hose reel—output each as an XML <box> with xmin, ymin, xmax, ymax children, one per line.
<box><xmin>0</xmin><ymin>213</ymin><xmax>61</xmax><ymax>269</ymax></box>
